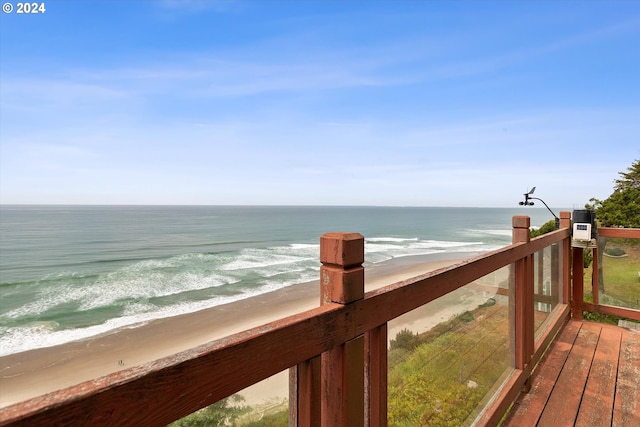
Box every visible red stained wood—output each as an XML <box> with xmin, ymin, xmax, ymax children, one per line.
<box><xmin>320</xmin><ymin>265</ymin><xmax>364</xmax><ymax>304</ymax></box>
<box><xmin>291</xmin><ymin>356</ymin><xmax>321</xmax><ymax>427</ymax></box>
<box><xmin>581</xmin><ymin>302</ymin><xmax>640</xmax><ymax>322</ymax></box>
<box><xmin>344</xmin><ymin>337</ymin><xmax>365</xmax><ymax>426</ymax></box>
<box><xmin>575</xmin><ymin>325</ymin><xmax>621</xmax><ymax>426</ymax></box>
<box><xmin>502</xmin><ymin>320</ymin><xmax>580</xmax><ymax>426</ymax></box>
<box><xmin>591</xmin><ymin>247</ymin><xmax>600</xmax><ymax>305</ymax></box>
<box><xmin>503</xmin><ymin>321</ymin><xmax>640</xmax><ymax>427</ymax></box>
<box><xmin>561</xmin><ymin>213</ymin><xmax>571</xmax><ymax>305</ymax></box>
<box><xmin>318</xmin><ymin>232</ymin><xmax>365</xmax><ymax>426</ymax></box>
<box><xmin>598</xmin><ymin>227</ymin><xmax>640</xmax><ymax>239</ymax></box>
<box><xmin>319</xmin><ymin>338</ymin><xmax>364</xmax><ymax>427</ymax></box>
<box><xmin>319</xmin><ymin>232</ymin><xmax>364</xmax><ymax>267</ymax></box>
<box><xmin>321</xmin><ymin>345</ymin><xmax>344</xmax><ymax>426</ymax></box>
<box><xmin>538</xmin><ymin>322</ymin><xmax>600</xmax><ymax>425</ymax></box>
<box><xmin>613</xmin><ymin>329</ymin><xmax>640</xmax><ymax>427</ymax></box>
<box><xmin>572</xmin><ymin>247</ymin><xmax>584</xmax><ymax>320</ymax></box>
<box><xmin>365</xmin><ymin>325</ymin><xmax>387</xmax><ymax>427</ymax></box>
<box><xmin>512</xmin><ymin>219</ymin><xmax>534</xmax><ymax>372</ymax></box>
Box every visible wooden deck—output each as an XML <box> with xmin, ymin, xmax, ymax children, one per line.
<box><xmin>501</xmin><ymin>319</ymin><xmax>640</xmax><ymax>427</ymax></box>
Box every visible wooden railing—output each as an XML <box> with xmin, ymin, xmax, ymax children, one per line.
<box><xmin>572</xmin><ymin>227</ymin><xmax>640</xmax><ymax>322</ymax></box>
<box><xmin>3</xmin><ymin>211</ymin><xmax>634</xmax><ymax>427</ymax></box>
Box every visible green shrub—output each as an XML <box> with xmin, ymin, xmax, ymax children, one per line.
<box><xmin>605</xmin><ymin>247</ymin><xmax>626</xmax><ymax>256</ymax></box>
<box><xmin>530</xmin><ymin>220</ymin><xmax>557</xmax><ymax>238</ymax></box>
<box><xmin>389</xmin><ymin>347</ymin><xmax>411</xmax><ymax>368</ymax></box>
<box><xmin>584</xmin><ymin>250</ymin><xmax>593</xmax><ymax>269</ymax></box>
<box><xmin>390</xmin><ymin>328</ymin><xmax>419</xmax><ymax>351</ymax></box>
<box><xmin>388</xmin><ymin>304</ymin><xmax>510</xmax><ymax>426</ymax></box>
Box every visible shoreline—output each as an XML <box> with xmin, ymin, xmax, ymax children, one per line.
<box><xmin>0</xmin><ymin>252</ymin><xmax>479</xmax><ymax>408</ymax></box>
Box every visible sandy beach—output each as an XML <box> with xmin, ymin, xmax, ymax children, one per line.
<box><xmin>0</xmin><ymin>253</ymin><xmax>483</xmax><ymax>409</ymax></box>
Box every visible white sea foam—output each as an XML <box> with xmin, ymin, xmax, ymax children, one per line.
<box><xmin>367</xmin><ymin>237</ymin><xmax>419</xmax><ymax>242</ymax></box>
<box><xmin>411</xmin><ymin>240</ymin><xmax>483</xmax><ymax>249</ymax></box>
<box><xmin>0</xmin><ymin>270</ymin><xmax>321</xmax><ymax>356</ymax></box>
<box><xmin>288</xmin><ymin>243</ymin><xmax>319</xmax><ymax>250</ymax></box>
<box><xmin>220</xmin><ymin>248</ymin><xmax>314</xmax><ymax>271</ymax></box>
<box><xmin>464</xmin><ymin>228</ymin><xmax>512</xmax><ymax>237</ymax></box>
<box><xmin>365</xmin><ymin>242</ymin><xmax>408</xmax><ymax>252</ymax></box>
<box><xmin>1</xmin><ymin>256</ymin><xmax>239</xmax><ymax>319</ymax></box>
<box><xmin>365</xmin><ymin>239</ymin><xmax>483</xmax><ymax>259</ymax></box>
<box><xmin>0</xmin><ymin>238</ymin><xmax>493</xmax><ymax>328</ymax></box>
<box><xmin>0</xmin><ymin>245</ymin><xmax>325</xmax><ymax>355</ymax></box>
<box><xmin>0</xmin><ymin>206</ymin><xmax>557</xmax><ymax>357</ymax></box>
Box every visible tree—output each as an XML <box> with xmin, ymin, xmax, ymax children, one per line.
<box><xmin>614</xmin><ymin>159</ymin><xmax>640</xmax><ymax>191</ymax></box>
<box><xmin>587</xmin><ymin>159</ymin><xmax>640</xmax><ymax>228</ymax></box>
<box><xmin>585</xmin><ymin>159</ymin><xmax>640</xmax><ymax>294</ymax></box>
<box><xmin>530</xmin><ymin>219</ymin><xmax>557</xmax><ymax>238</ymax></box>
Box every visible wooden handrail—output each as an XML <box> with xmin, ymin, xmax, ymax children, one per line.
<box><xmin>597</xmin><ymin>227</ymin><xmax>640</xmax><ymax>239</ymax></box>
<box><xmin>0</xmin><ymin>217</ymin><xmax>574</xmax><ymax>427</ymax></box>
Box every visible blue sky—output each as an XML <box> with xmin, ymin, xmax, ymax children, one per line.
<box><xmin>1</xmin><ymin>1</ymin><xmax>638</xmax><ymax>207</ymax></box>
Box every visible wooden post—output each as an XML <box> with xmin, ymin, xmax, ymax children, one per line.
<box><xmin>290</xmin><ymin>231</ymin><xmax>365</xmax><ymax>427</ymax></box>
<box><xmin>365</xmin><ymin>325</ymin><xmax>388</xmax><ymax>427</ymax></box>
<box><xmin>319</xmin><ymin>232</ymin><xmax>365</xmax><ymax>427</ymax></box>
<box><xmin>572</xmin><ymin>246</ymin><xmax>584</xmax><ymax>320</ymax></box>
<box><xmin>290</xmin><ymin>356</ymin><xmax>321</xmax><ymax>427</ymax></box>
<box><xmin>591</xmin><ymin>247</ymin><xmax>599</xmax><ymax>305</ymax></box>
<box><xmin>511</xmin><ymin>216</ymin><xmax>534</xmax><ymax>378</ymax></box>
<box><xmin>559</xmin><ymin>211</ymin><xmax>571</xmax><ymax>305</ymax></box>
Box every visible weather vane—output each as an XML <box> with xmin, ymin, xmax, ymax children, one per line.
<box><xmin>519</xmin><ymin>187</ymin><xmax>559</xmax><ymax>228</ymax></box>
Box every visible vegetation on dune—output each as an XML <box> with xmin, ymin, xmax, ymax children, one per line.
<box><xmin>242</xmin><ymin>410</ymin><xmax>288</xmax><ymax>427</ymax></box>
<box><xmin>387</xmin><ymin>300</ymin><xmax>510</xmax><ymax>426</ymax></box>
<box><xmin>167</xmin><ymin>395</ymin><xmax>249</xmax><ymax>427</ymax></box>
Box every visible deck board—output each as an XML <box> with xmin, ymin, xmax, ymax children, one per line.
<box><xmin>501</xmin><ymin>320</ymin><xmax>640</xmax><ymax>427</ymax></box>
<box><xmin>501</xmin><ymin>321</ymin><xmax>579</xmax><ymax>426</ymax></box>
<box><xmin>613</xmin><ymin>329</ymin><xmax>640</xmax><ymax>427</ymax></box>
<box><xmin>575</xmin><ymin>325</ymin><xmax>621</xmax><ymax>426</ymax></box>
<box><xmin>537</xmin><ymin>322</ymin><xmax>600</xmax><ymax>426</ymax></box>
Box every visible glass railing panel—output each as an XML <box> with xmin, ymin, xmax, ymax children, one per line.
<box><xmin>533</xmin><ymin>243</ymin><xmax>563</xmax><ymax>338</ymax></box>
<box><xmin>387</xmin><ymin>274</ymin><xmax>512</xmax><ymax>426</ymax></box>
<box><xmin>597</xmin><ymin>236</ymin><xmax>640</xmax><ymax>310</ymax></box>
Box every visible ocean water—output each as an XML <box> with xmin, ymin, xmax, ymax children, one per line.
<box><xmin>0</xmin><ymin>205</ymin><xmax>555</xmax><ymax>356</ymax></box>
